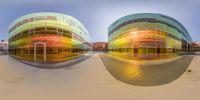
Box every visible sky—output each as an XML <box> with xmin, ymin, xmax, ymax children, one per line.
<box><xmin>0</xmin><ymin>0</ymin><xmax>199</xmax><ymax>42</ymax></box>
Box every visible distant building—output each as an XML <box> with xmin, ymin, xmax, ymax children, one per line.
<box><xmin>0</xmin><ymin>40</ymin><xmax>8</xmax><ymax>54</ymax></box>
<box><xmin>191</xmin><ymin>42</ymin><xmax>200</xmax><ymax>52</ymax></box>
<box><xmin>192</xmin><ymin>42</ymin><xmax>200</xmax><ymax>47</ymax></box>
<box><xmin>93</xmin><ymin>42</ymin><xmax>108</xmax><ymax>52</ymax></box>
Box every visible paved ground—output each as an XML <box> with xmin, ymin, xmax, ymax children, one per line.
<box><xmin>0</xmin><ymin>53</ymin><xmax>200</xmax><ymax>100</ymax></box>
<box><xmin>100</xmin><ymin>54</ymin><xmax>193</xmax><ymax>86</ymax></box>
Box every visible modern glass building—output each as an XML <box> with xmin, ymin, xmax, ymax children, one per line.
<box><xmin>108</xmin><ymin>13</ymin><xmax>192</xmax><ymax>59</ymax></box>
<box><xmin>8</xmin><ymin>12</ymin><xmax>92</xmax><ymax>63</ymax></box>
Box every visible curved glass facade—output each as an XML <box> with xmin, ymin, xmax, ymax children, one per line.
<box><xmin>108</xmin><ymin>13</ymin><xmax>192</xmax><ymax>59</ymax></box>
<box><xmin>8</xmin><ymin>12</ymin><xmax>92</xmax><ymax>63</ymax></box>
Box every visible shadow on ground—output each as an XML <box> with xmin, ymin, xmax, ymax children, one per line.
<box><xmin>10</xmin><ymin>54</ymin><xmax>92</xmax><ymax>69</ymax></box>
<box><xmin>100</xmin><ymin>54</ymin><xmax>193</xmax><ymax>86</ymax></box>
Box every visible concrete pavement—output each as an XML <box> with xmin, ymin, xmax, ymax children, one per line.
<box><xmin>0</xmin><ymin>54</ymin><xmax>199</xmax><ymax>100</ymax></box>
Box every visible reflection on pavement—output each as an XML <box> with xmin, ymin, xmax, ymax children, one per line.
<box><xmin>100</xmin><ymin>54</ymin><xmax>193</xmax><ymax>86</ymax></box>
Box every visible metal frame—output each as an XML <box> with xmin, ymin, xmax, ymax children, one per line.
<box><xmin>34</xmin><ymin>42</ymin><xmax>46</xmax><ymax>62</ymax></box>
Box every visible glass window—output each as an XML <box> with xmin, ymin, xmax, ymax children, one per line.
<box><xmin>46</xmin><ymin>16</ymin><xmax>57</xmax><ymax>20</ymax></box>
<box><xmin>47</xmin><ymin>48</ymin><xmax>58</xmax><ymax>54</ymax></box>
<box><xmin>58</xmin><ymin>47</ymin><xmax>63</xmax><ymax>53</ymax></box>
<box><xmin>58</xmin><ymin>29</ymin><xmax>63</xmax><ymax>32</ymax></box>
<box><xmin>30</xmin><ymin>18</ymin><xmax>34</xmax><ymax>22</ymax></box>
<box><xmin>147</xmin><ymin>18</ymin><xmax>157</xmax><ymax>23</ymax></box>
<box><xmin>23</xmin><ymin>30</ymin><xmax>29</xmax><ymax>37</ymax></box>
<box><xmin>35</xmin><ymin>16</ymin><xmax>45</xmax><ymax>20</ymax></box>
<box><xmin>35</xmin><ymin>27</ymin><xmax>45</xmax><ymax>32</ymax></box>
<box><xmin>139</xmin><ymin>48</ymin><xmax>148</xmax><ymax>54</ymax></box>
<box><xmin>22</xmin><ymin>19</ymin><xmax>29</xmax><ymax>24</ymax></box>
<box><xmin>148</xmin><ymin>48</ymin><xmax>157</xmax><ymax>53</ymax></box>
<box><xmin>134</xmin><ymin>48</ymin><xmax>138</xmax><ymax>53</ymax></box>
<box><xmin>47</xmin><ymin>27</ymin><xmax>57</xmax><ymax>31</ymax></box>
<box><xmin>64</xmin><ymin>48</ymin><xmax>70</xmax><ymax>52</ymax></box>
<box><xmin>63</xmin><ymin>30</ymin><xmax>72</xmax><ymax>38</ymax></box>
